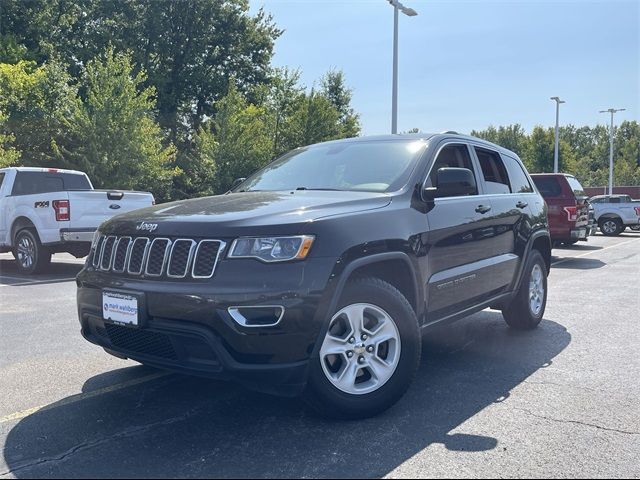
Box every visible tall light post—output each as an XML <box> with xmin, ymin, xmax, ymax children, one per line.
<box><xmin>550</xmin><ymin>97</ymin><xmax>565</xmax><ymax>173</ymax></box>
<box><xmin>599</xmin><ymin>108</ymin><xmax>626</xmax><ymax>195</ymax></box>
<box><xmin>387</xmin><ymin>0</ymin><xmax>417</xmax><ymax>134</ymax></box>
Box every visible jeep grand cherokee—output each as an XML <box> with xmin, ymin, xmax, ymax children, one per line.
<box><xmin>77</xmin><ymin>133</ymin><xmax>551</xmax><ymax>419</ymax></box>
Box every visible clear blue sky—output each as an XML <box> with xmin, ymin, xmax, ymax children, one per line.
<box><xmin>249</xmin><ymin>0</ymin><xmax>639</xmax><ymax>135</ymax></box>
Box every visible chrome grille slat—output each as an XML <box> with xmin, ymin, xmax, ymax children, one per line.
<box><xmin>127</xmin><ymin>237</ymin><xmax>150</xmax><ymax>275</ymax></box>
<box><xmin>167</xmin><ymin>239</ymin><xmax>196</xmax><ymax>278</ymax></box>
<box><xmin>192</xmin><ymin>240</ymin><xmax>225</xmax><ymax>279</ymax></box>
<box><xmin>112</xmin><ymin>237</ymin><xmax>132</xmax><ymax>273</ymax></box>
<box><xmin>100</xmin><ymin>236</ymin><xmax>117</xmax><ymax>271</ymax></box>
<box><xmin>92</xmin><ymin>235</ymin><xmax>224</xmax><ymax>279</ymax></box>
<box><xmin>145</xmin><ymin>238</ymin><xmax>171</xmax><ymax>277</ymax></box>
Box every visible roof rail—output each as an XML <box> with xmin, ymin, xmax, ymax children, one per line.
<box><xmin>440</xmin><ymin>130</ymin><xmax>459</xmax><ymax>135</ymax></box>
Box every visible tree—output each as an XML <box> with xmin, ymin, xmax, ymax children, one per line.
<box><xmin>0</xmin><ymin>59</ymin><xmax>78</xmax><ymax>167</ymax></box>
<box><xmin>320</xmin><ymin>69</ymin><xmax>360</xmax><ymax>138</ymax></box>
<box><xmin>0</xmin><ymin>111</ymin><xmax>19</xmax><ymax>167</ymax></box>
<box><xmin>67</xmin><ymin>48</ymin><xmax>177</xmax><ymax>200</ymax></box>
<box><xmin>0</xmin><ymin>0</ymin><xmax>282</xmax><ymax>143</ymax></box>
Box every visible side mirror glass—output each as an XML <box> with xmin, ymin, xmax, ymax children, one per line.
<box><xmin>424</xmin><ymin>167</ymin><xmax>476</xmax><ymax>200</ymax></box>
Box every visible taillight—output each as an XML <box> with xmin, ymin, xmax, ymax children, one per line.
<box><xmin>563</xmin><ymin>206</ymin><xmax>578</xmax><ymax>222</ymax></box>
<box><xmin>53</xmin><ymin>199</ymin><xmax>70</xmax><ymax>221</ymax></box>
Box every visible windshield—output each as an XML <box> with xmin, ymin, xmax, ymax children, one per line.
<box><xmin>237</xmin><ymin>140</ymin><xmax>427</xmax><ymax>193</ymax></box>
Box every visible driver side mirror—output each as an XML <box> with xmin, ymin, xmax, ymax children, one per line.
<box><xmin>424</xmin><ymin>167</ymin><xmax>476</xmax><ymax>200</ymax></box>
<box><xmin>231</xmin><ymin>177</ymin><xmax>246</xmax><ymax>189</ymax></box>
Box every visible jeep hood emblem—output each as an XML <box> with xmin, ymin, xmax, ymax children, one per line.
<box><xmin>136</xmin><ymin>221</ymin><xmax>158</xmax><ymax>232</ymax></box>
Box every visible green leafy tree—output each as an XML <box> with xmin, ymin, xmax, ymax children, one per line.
<box><xmin>68</xmin><ymin>48</ymin><xmax>177</xmax><ymax>200</ymax></box>
<box><xmin>0</xmin><ymin>59</ymin><xmax>77</xmax><ymax>167</ymax></box>
<box><xmin>320</xmin><ymin>69</ymin><xmax>360</xmax><ymax>138</ymax></box>
<box><xmin>0</xmin><ymin>110</ymin><xmax>19</xmax><ymax>167</ymax></box>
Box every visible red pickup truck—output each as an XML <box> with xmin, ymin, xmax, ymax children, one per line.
<box><xmin>530</xmin><ymin>173</ymin><xmax>597</xmax><ymax>246</ymax></box>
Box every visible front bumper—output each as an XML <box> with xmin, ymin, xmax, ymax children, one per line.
<box><xmin>76</xmin><ymin>257</ymin><xmax>338</xmax><ymax>396</ymax></box>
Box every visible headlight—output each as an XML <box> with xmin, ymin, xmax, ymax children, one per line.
<box><xmin>229</xmin><ymin>235</ymin><xmax>315</xmax><ymax>262</ymax></box>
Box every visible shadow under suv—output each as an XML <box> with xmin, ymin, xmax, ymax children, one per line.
<box><xmin>77</xmin><ymin>133</ymin><xmax>551</xmax><ymax>419</ymax></box>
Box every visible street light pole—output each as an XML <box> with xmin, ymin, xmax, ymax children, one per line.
<box><xmin>599</xmin><ymin>108</ymin><xmax>626</xmax><ymax>195</ymax></box>
<box><xmin>387</xmin><ymin>0</ymin><xmax>417</xmax><ymax>134</ymax></box>
<box><xmin>550</xmin><ymin>97</ymin><xmax>565</xmax><ymax>173</ymax></box>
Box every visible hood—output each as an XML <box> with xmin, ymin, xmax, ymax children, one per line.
<box><xmin>101</xmin><ymin>190</ymin><xmax>392</xmax><ymax>237</ymax></box>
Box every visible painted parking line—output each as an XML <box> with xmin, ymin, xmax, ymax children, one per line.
<box><xmin>0</xmin><ymin>277</ymin><xmax>78</xmax><ymax>287</ymax></box>
<box><xmin>0</xmin><ymin>371</ymin><xmax>172</xmax><ymax>425</ymax></box>
<box><xmin>551</xmin><ymin>237</ymin><xmax>639</xmax><ymax>267</ymax></box>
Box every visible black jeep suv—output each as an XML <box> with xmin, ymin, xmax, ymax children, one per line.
<box><xmin>77</xmin><ymin>133</ymin><xmax>551</xmax><ymax>419</ymax></box>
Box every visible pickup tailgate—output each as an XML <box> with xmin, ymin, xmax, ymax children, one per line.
<box><xmin>67</xmin><ymin>190</ymin><xmax>154</xmax><ymax>230</ymax></box>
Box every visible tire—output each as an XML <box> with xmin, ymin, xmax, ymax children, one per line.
<box><xmin>630</xmin><ymin>225</ymin><xmax>640</xmax><ymax>232</ymax></box>
<box><xmin>502</xmin><ymin>249</ymin><xmax>547</xmax><ymax>330</ymax></box>
<box><xmin>304</xmin><ymin>276</ymin><xmax>421</xmax><ymax>420</ymax></box>
<box><xmin>12</xmin><ymin>228</ymin><xmax>51</xmax><ymax>275</ymax></box>
<box><xmin>599</xmin><ymin>217</ymin><xmax>623</xmax><ymax>236</ymax></box>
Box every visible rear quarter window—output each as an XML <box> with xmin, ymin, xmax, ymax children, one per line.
<box><xmin>502</xmin><ymin>155</ymin><xmax>533</xmax><ymax>193</ymax></box>
<box><xmin>532</xmin><ymin>176</ymin><xmax>562</xmax><ymax>197</ymax></box>
<box><xmin>11</xmin><ymin>171</ymin><xmax>91</xmax><ymax>195</ymax></box>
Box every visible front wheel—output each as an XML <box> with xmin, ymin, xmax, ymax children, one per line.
<box><xmin>13</xmin><ymin>228</ymin><xmax>51</xmax><ymax>275</ymax></box>
<box><xmin>599</xmin><ymin>218</ymin><xmax>623</xmax><ymax>236</ymax></box>
<box><xmin>502</xmin><ymin>250</ymin><xmax>547</xmax><ymax>330</ymax></box>
<box><xmin>304</xmin><ymin>277</ymin><xmax>421</xmax><ymax>419</ymax></box>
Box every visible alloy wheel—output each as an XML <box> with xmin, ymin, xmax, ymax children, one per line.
<box><xmin>319</xmin><ymin>303</ymin><xmax>401</xmax><ymax>395</ymax></box>
<box><xmin>16</xmin><ymin>234</ymin><xmax>36</xmax><ymax>269</ymax></box>
<box><xmin>529</xmin><ymin>264</ymin><xmax>544</xmax><ymax>316</ymax></box>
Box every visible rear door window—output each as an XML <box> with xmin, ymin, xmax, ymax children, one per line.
<box><xmin>502</xmin><ymin>155</ymin><xmax>533</xmax><ymax>193</ymax></box>
<box><xmin>474</xmin><ymin>147</ymin><xmax>511</xmax><ymax>194</ymax></box>
<box><xmin>532</xmin><ymin>176</ymin><xmax>562</xmax><ymax>197</ymax></box>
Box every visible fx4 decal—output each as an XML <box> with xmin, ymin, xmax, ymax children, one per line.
<box><xmin>35</xmin><ymin>201</ymin><xmax>50</xmax><ymax>208</ymax></box>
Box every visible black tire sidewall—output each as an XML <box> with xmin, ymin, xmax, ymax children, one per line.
<box><xmin>305</xmin><ymin>278</ymin><xmax>420</xmax><ymax>419</ymax></box>
<box><xmin>504</xmin><ymin>250</ymin><xmax>547</xmax><ymax>329</ymax></box>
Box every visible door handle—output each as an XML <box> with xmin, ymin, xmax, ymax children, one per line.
<box><xmin>516</xmin><ymin>201</ymin><xmax>528</xmax><ymax>209</ymax></box>
<box><xmin>475</xmin><ymin>205</ymin><xmax>492</xmax><ymax>214</ymax></box>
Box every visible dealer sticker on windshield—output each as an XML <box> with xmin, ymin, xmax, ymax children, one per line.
<box><xmin>102</xmin><ymin>291</ymin><xmax>139</xmax><ymax>326</ymax></box>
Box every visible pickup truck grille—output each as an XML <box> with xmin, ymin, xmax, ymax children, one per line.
<box><xmin>92</xmin><ymin>235</ymin><xmax>225</xmax><ymax>279</ymax></box>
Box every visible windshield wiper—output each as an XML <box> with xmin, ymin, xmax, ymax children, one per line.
<box><xmin>295</xmin><ymin>187</ymin><xmax>343</xmax><ymax>191</ymax></box>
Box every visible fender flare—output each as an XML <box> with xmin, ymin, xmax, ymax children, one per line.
<box><xmin>309</xmin><ymin>251</ymin><xmax>420</xmax><ymax>361</ymax></box>
<box><xmin>512</xmin><ymin>230</ymin><xmax>551</xmax><ymax>293</ymax></box>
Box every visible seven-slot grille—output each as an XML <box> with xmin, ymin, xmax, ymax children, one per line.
<box><xmin>92</xmin><ymin>235</ymin><xmax>224</xmax><ymax>279</ymax></box>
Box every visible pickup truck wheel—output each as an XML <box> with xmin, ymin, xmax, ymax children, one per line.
<box><xmin>599</xmin><ymin>218</ymin><xmax>623</xmax><ymax>236</ymax></box>
<box><xmin>502</xmin><ymin>250</ymin><xmax>547</xmax><ymax>330</ymax></box>
<box><xmin>304</xmin><ymin>277</ymin><xmax>421</xmax><ymax>419</ymax></box>
<box><xmin>630</xmin><ymin>225</ymin><xmax>640</xmax><ymax>232</ymax></box>
<box><xmin>13</xmin><ymin>228</ymin><xmax>51</xmax><ymax>274</ymax></box>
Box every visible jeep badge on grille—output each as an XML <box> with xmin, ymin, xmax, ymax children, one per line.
<box><xmin>136</xmin><ymin>221</ymin><xmax>158</xmax><ymax>232</ymax></box>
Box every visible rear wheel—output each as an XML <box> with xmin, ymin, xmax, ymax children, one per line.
<box><xmin>304</xmin><ymin>277</ymin><xmax>421</xmax><ymax>419</ymax></box>
<box><xmin>599</xmin><ymin>217</ymin><xmax>623</xmax><ymax>236</ymax></box>
<box><xmin>13</xmin><ymin>228</ymin><xmax>51</xmax><ymax>275</ymax></box>
<box><xmin>502</xmin><ymin>250</ymin><xmax>547</xmax><ymax>330</ymax></box>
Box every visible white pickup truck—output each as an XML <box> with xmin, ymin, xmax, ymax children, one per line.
<box><xmin>589</xmin><ymin>194</ymin><xmax>640</xmax><ymax>236</ymax></box>
<box><xmin>0</xmin><ymin>167</ymin><xmax>155</xmax><ymax>274</ymax></box>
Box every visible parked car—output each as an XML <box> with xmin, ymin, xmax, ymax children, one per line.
<box><xmin>0</xmin><ymin>167</ymin><xmax>155</xmax><ymax>274</ymax></box>
<box><xmin>530</xmin><ymin>173</ymin><xmax>596</xmax><ymax>246</ymax></box>
<box><xmin>77</xmin><ymin>133</ymin><xmax>551</xmax><ymax>419</ymax></box>
<box><xmin>589</xmin><ymin>194</ymin><xmax>640</xmax><ymax>235</ymax></box>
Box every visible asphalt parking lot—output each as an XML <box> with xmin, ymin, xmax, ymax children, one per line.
<box><xmin>0</xmin><ymin>233</ymin><xmax>639</xmax><ymax>478</ymax></box>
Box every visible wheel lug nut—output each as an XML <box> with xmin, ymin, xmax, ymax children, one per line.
<box><xmin>361</xmin><ymin>334</ymin><xmax>368</xmax><ymax>341</ymax></box>
<box><xmin>358</xmin><ymin>356</ymin><xmax>365</xmax><ymax>364</ymax></box>
<box><xmin>346</xmin><ymin>351</ymin><xmax>354</xmax><ymax>358</ymax></box>
<box><xmin>348</xmin><ymin>337</ymin><xmax>355</xmax><ymax>344</ymax></box>
<box><xmin>366</xmin><ymin>345</ymin><xmax>374</xmax><ymax>353</ymax></box>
